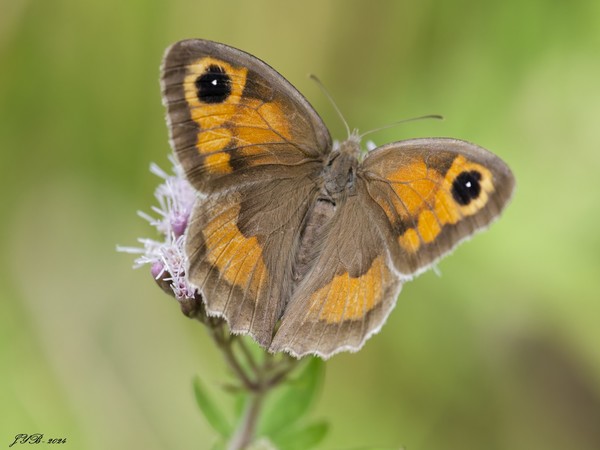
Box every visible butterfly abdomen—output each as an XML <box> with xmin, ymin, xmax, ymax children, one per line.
<box><xmin>292</xmin><ymin>198</ymin><xmax>336</xmax><ymax>289</ymax></box>
<box><xmin>290</xmin><ymin>141</ymin><xmax>361</xmax><ymax>293</ymax></box>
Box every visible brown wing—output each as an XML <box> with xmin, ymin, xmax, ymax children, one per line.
<box><xmin>186</xmin><ymin>173</ymin><xmax>321</xmax><ymax>347</ymax></box>
<box><xmin>161</xmin><ymin>40</ymin><xmax>333</xmax><ymax>345</ymax></box>
<box><xmin>360</xmin><ymin>138</ymin><xmax>515</xmax><ymax>276</ymax></box>
<box><xmin>270</xmin><ymin>180</ymin><xmax>402</xmax><ymax>359</ymax></box>
<box><xmin>161</xmin><ymin>39</ymin><xmax>331</xmax><ymax>193</ymax></box>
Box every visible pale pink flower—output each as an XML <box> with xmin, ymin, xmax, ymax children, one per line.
<box><xmin>118</xmin><ymin>156</ymin><xmax>197</xmax><ymax>301</ymax></box>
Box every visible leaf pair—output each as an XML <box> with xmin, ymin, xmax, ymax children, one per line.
<box><xmin>193</xmin><ymin>357</ymin><xmax>328</xmax><ymax>449</ymax></box>
<box><xmin>258</xmin><ymin>358</ymin><xmax>327</xmax><ymax>449</ymax></box>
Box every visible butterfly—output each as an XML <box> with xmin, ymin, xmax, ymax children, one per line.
<box><xmin>160</xmin><ymin>39</ymin><xmax>515</xmax><ymax>359</ymax></box>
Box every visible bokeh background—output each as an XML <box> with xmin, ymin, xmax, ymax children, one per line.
<box><xmin>2</xmin><ymin>1</ymin><xmax>599</xmax><ymax>449</ymax></box>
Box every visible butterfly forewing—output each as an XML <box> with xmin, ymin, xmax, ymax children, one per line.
<box><xmin>161</xmin><ymin>39</ymin><xmax>331</xmax><ymax>194</ymax></box>
<box><xmin>360</xmin><ymin>138</ymin><xmax>515</xmax><ymax>276</ymax></box>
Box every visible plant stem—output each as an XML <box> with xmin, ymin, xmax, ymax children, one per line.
<box><xmin>205</xmin><ymin>320</ymin><xmax>300</xmax><ymax>449</ymax></box>
<box><xmin>236</xmin><ymin>337</ymin><xmax>260</xmax><ymax>374</ymax></box>
<box><xmin>227</xmin><ymin>390</ymin><xmax>265</xmax><ymax>450</ymax></box>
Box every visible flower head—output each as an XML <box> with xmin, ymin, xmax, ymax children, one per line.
<box><xmin>118</xmin><ymin>156</ymin><xmax>198</xmax><ymax>301</ymax></box>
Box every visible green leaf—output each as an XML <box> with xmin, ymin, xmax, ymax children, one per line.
<box><xmin>333</xmin><ymin>447</ymin><xmax>405</xmax><ymax>450</ymax></box>
<box><xmin>232</xmin><ymin>335</ymin><xmax>265</xmax><ymax>373</ymax></box>
<box><xmin>192</xmin><ymin>376</ymin><xmax>232</xmax><ymax>438</ymax></box>
<box><xmin>258</xmin><ymin>357</ymin><xmax>325</xmax><ymax>437</ymax></box>
<box><xmin>245</xmin><ymin>437</ymin><xmax>278</xmax><ymax>450</ymax></box>
<box><xmin>270</xmin><ymin>420</ymin><xmax>329</xmax><ymax>450</ymax></box>
<box><xmin>233</xmin><ymin>390</ymin><xmax>249</xmax><ymax>421</ymax></box>
<box><xmin>209</xmin><ymin>438</ymin><xmax>226</xmax><ymax>450</ymax></box>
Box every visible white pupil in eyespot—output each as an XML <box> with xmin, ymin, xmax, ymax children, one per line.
<box><xmin>466</xmin><ymin>181</ymin><xmax>472</xmax><ymax>188</ymax></box>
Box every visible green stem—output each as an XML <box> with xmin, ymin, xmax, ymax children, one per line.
<box><xmin>236</xmin><ymin>336</ymin><xmax>260</xmax><ymax>374</ymax></box>
<box><xmin>227</xmin><ymin>390</ymin><xmax>265</xmax><ymax>450</ymax></box>
<box><xmin>209</xmin><ymin>324</ymin><xmax>257</xmax><ymax>391</ymax></box>
<box><xmin>205</xmin><ymin>320</ymin><xmax>301</xmax><ymax>449</ymax></box>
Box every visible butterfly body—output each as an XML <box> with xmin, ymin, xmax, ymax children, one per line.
<box><xmin>322</xmin><ymin>138</ymin><xmax>361</xmax><ymax>197</ymax></box>
<box><xmin>161</xmin><ymin>39</ymin><xmax>515</xmax><ymax>358</ymax></box>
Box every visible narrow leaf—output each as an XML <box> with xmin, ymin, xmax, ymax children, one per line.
<box><xmin>192</xmin><ymin>376</ymin><xmax>232</xmax><ymax>438</ymax></box>
<box><xmin>271</xmin><ymin>420</ymin><xmax>329</xmax><ymax>450</ymax></box>
<box><xmin>233</xmin><ymin>390</ymin><xmax>249</xmax><ymax>421</ymax></box>
<box><xmin>258</xmin><ymin>357</ymin><xmax>325</xmax><ymax>437</ymax></box>
<box><xmin>210</xmin><ymin>438</ymin><xmax>226</xmax><ymax>450</ymax></box>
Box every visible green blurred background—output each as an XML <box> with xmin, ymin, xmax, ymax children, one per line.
<box><xmin>2</xmin><ymin>1</ymin><xmax>599</xmax><ymax>449</ymax></box>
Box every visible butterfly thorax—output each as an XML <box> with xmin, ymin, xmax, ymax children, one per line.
<box><xmin>322</xmin><ymin>138</ymin><xmax>361</xmax><ymax>200</ymax></box>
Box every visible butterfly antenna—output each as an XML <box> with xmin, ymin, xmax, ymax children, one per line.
<box><xmin>309</xmin><ymin>74</ymin><xmax>352</xmax><ymax>139</ymax></box>
<box><xmin>359</xmin><ymin>114</ymin><xmax>444</xmax><ymax>140</ymax></box>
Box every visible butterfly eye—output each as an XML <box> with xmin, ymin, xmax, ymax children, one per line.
<box><xmin>452</xmin><ymin>170</ymin><xmax>482</xmax><ymax>205</ymax></box>
<box><xmin>195</xmin><ymin>65</ymin><xmax>232</xmax><ymax>104</ymax></box>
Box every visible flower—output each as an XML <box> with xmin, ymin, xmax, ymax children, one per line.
<box><xmin>117</xmin><ymin>156</ymin><xmax>198</xmax><ymax>301</ymax></box>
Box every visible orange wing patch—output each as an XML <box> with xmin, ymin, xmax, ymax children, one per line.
<box><xmin>182</xmin><ymin>57</ymin><xmax>246</xmax><ymax>174</ymax></box>
<box><xmin>308</xmin><ymin>256</ymin><xmax>392</xmax><ymax>324</ymax></box>
<box><xmin>202</xmin><ymin>201</ymin><xmax>268</xmax><ymax>296</ymax></box>
<box><xmin>182</xmin><ymin>57</ymin><xmax>293</xmax><ymax>175</ymax></box>
<box><xmin>385</xmin><ymin>158</ymin><xmax>439</xmax><ymax>216</ymax></box>
<box><xmin>398</xmin><ymin>228</ymin><xmax>420</xmax><ymax>253</ymax></box>
<box><xmin>382</xmin><ymin>156</ymin><xmax>496</xmax><ymax>253</ymax></box>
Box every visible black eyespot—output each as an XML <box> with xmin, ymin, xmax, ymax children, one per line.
<box><xmin>452</xmin><ymin>170</ymin><xmax>482</xmax><ymax>205</ymax></box>
<box><xmin>195</xmin><ymin>65</ymin><xmax>231</xmax><ymax>104</ymax></box>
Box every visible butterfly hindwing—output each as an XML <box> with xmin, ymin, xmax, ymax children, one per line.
<box><xmin>270</xmin><ymin>181</ymin><xmax>402</xmax><ymax>358</ymax></box>
<box><xmin>186</xmin><ymin>174</ymin><xmax>321</xmax><ymax>346</ymax></box>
